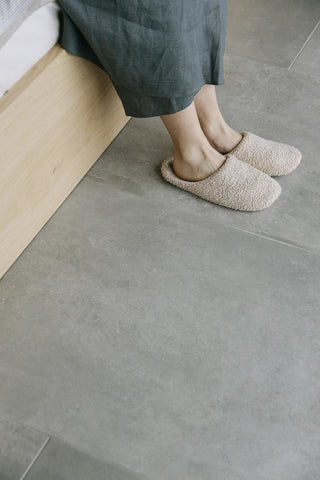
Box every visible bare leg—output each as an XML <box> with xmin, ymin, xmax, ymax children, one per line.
<box><xmin>160</xmin><ymin>101</ymin><xmax>226</xmax><ymax>181</ymax></box>
<box><xmin>194</xmin><ymin>85</ymin><xmax>242</xmax><ymax>154</ymax></box>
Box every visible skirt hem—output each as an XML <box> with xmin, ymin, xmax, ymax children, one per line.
<box><xmin>113</xmin><ymin>78</ymin><xmax>225</xmax><ymax>118</ymax></box>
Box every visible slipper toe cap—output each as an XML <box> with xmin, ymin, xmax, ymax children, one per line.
<box><xmin>216</xmin><ymin>155</ymin><xmax>282</xmax><ymax>211</ymax></box>
<box><xmin>275</xmin><ymin>143</ymin><xmax>302</xmax><ymax>175</ymax></box>
<box><xmin>231</xmin><ymin>132</ymin><xmax>302</xmax><ymax>176</ymax></box>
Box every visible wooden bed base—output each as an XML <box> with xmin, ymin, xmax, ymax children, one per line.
<box><xmin>0</xmin><ymin>44</ymin><xmax>130</xmax><ymax>279</ymax></box>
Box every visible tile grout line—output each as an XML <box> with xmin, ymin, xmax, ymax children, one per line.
<box><xmin>224</xmin><ymin>224</ymin><xmax>320</xmax><ymax>256</ymax></box>
<box><xmin>19</xmin><ymin>436</ymin><xmax>51</xmax><ymax>480</ymax></box>
<box><xmin>224</xmin><ymin>50</ymin><xmax>292</xmax><ymax>72</ymax></box>
<box><xmin>288</xmin><ymin>20</ymin><xmax>320</xmax><ymax>70</ymax></box>
<box><xmin>49</xmin><ymin>213</ymin><xmax>320</xmax><ymax>258</ymax></box>
<box><xmin>157</xmin><ymin>207</ymin><xmax>320</xmax><ymax>257</ymax></box>
<box><xmin>20</xmin><ymin>430</ymin><xmax>154</xmax><ymax>480</ymax></box>
<box><xmin>49</xmin><ymin>435</ymin><xmax>154</xmax><ymax>480</ymax></box>
<box><xmin>0</xmin><ymin>414</ymin><xmax>152</xmax><ymax>480</ymax></box>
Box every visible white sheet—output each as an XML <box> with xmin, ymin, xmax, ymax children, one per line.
<box><xmin>0</xmin><ymin>0</ymin><xmax>54</xmax><ymax>48</ymax></box>
<box><xmin>0</xmin><ymin>2</ymin><xmax>61</xmax><ymax>98</ymax></box>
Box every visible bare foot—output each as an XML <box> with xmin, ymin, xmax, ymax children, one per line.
<box><xmin>203</xmin><ymin>124</ymin><xmax>243</xmax><ymax>154</ymax></box>
<box><xmin>193</xmin><ymin>85</ymin><xmax>243</xmax><ymax>154</ymax></box>
<box><xmin>172</xmin><ymin>148</ymin><xmax>226</xmax><ymax>181</ymax></box>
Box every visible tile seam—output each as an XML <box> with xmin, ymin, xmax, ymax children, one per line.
<box><xmin>26</xmin><ymin>433</ymin><xmax>154</xmax><ymax>480</ymax></box>
<box><xmin>224</xmin><ymin>50</ymin><xmax>292</xmax><ymax>71</ymax></box>
<box><xmin>288</xmin><ymin>20</ymin><xmax>320</xmax><ymax>70</ymax></box>
<box><xmin>221</xmin><ymin>224</ymin><xmax>320</xmax><ymax>256</ymax></box>
<box><xmin>49</xmin><ymin>214</ymin><xmax>320</xmax><ymax>258</ymax></box>
<box><xmin>19</xmin><ymin>436</ymin><xmax>51</xmax><ymax>480</ymax></box>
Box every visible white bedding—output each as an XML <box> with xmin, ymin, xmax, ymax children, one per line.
<box><xmin>0</xmin><ymin>1</ymin><xmax>61</xmax><ymax>98</ymax></box>
<box><xmin>0</xmin><ymin>0</ymin><xmax>54</xmax><ymax>48</ymax></box>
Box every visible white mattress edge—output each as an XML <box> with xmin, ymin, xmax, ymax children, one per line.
<box><xmin>0</xmin><ymin>2</ymin><xmax>61</xmax><ymax>98</ymax></box>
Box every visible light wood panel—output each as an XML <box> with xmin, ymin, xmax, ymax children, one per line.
<box><xmin>0</xmin><ymin>44</ymin><xmax>130</xmax><ymax>279</ymax></box>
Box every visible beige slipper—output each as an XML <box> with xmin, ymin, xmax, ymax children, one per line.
<box><xmin>160</xmin><ymin>154</ymin><xmax>281</xmax><ymax>211</ymax></box>
<box><xmin>230</xmin><ymin>132</ymin><xmax>302</xmax><ymax>176</ymax></box>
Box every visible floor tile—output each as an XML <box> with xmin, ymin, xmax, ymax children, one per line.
<box><xmin>0</xmin><ymin>213</ymin><xmax>319</xmax><ymax>480</ymax></box>
<box><xmin>71</xmin><ymin>55</ymin><xmax>320</xmax><ymax>255</ymax></box>
<box><xmin>226</xmin><ymin>0</ymin><xmax>320</xmax><ymax>68</ymax></box>
<box><xmin>0</xmin><ymin>417</ymin><xmax>48</xmax><ymax>480</ymax></box>
<box><xmin>25</xmin><ymin>437</ymin><xmax>147</xmax><ymax>480</ymax></box>
<box><xmin>290</xmin><ymin>24</ymin><xmax>320</xmax><ymax>78</ymax></box>
<box><xmin>1</xmin><ymin>2</ymin><xmax>319</xmax><ymax>478</ymax></box>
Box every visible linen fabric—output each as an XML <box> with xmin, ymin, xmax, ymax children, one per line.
<box><xmin>57</xmin><ymin>0</ymin><xmax>228</xmax><ymax>117</ymax></box>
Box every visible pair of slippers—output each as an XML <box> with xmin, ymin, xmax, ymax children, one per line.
<box><xmin>160</xmin><ymin>132</ymin><xmax>302</xmax><ymax>211</ymax></box>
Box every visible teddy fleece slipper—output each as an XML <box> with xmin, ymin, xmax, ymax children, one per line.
<box><xmin>230</xmin><ymin>132</ymin><xmax>302</xmax><ymax>176</ymax></box>
<box><xmin>160</xmin><ymin>154</ymin><xmax>281</xmax><ymax>211</ymax></box>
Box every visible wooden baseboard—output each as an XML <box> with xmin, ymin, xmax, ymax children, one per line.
<box><xmin>0</xmin><ymin>44</ymin><xmax>130</xmax><ymax>279</ymax></box>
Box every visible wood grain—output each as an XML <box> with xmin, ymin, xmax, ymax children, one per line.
<box><xmin>0</xmin><ymin>44</ymin><xmax>130</xmax><ymax>278</ymax></box>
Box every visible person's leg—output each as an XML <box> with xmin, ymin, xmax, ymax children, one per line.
<box><xmin>194</xmin><ymin>85</ymin><xmax>242</xmax><ymax>154</ymax></box>
<box><xmin>160</xmin><ymin>101</ymin><xmax>226</xmax><ymax>182</ymax></box>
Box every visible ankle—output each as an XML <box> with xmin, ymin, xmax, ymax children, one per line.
<box><xmin>172</xmin><ymin>144</ymin><xmax>225</xmax><ymax>181</ymax></box>
<box><xmin>174</xmin><ymin>143</ymin><xmax>224</xmax><ymax>167</ymax></box>
<box><xmin>201</xmin><ymin>122</ymin><xmax>242</xmax><ymax>154</ymax></box>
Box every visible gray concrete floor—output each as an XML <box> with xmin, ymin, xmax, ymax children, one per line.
<box><xmin>1</xmin><ymin>1</ymin><xmax>320</xmax><ymax>479</ymax></box>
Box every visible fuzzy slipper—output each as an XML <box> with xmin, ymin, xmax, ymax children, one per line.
<box><xmin>160</xmin><ymin>154</ymin><xmax>281</xmax><ymax>211</ymax></box>
<box><xmin>230</xmin><ymin>132</ymin><xmax>302</xmax><ymax>176</ymax></box>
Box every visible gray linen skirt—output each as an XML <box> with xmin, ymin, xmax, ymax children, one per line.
<box><xmin>58</xmin><ymin>0</ymin><xmax>228</xmax><ymax>118</ymax></box>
